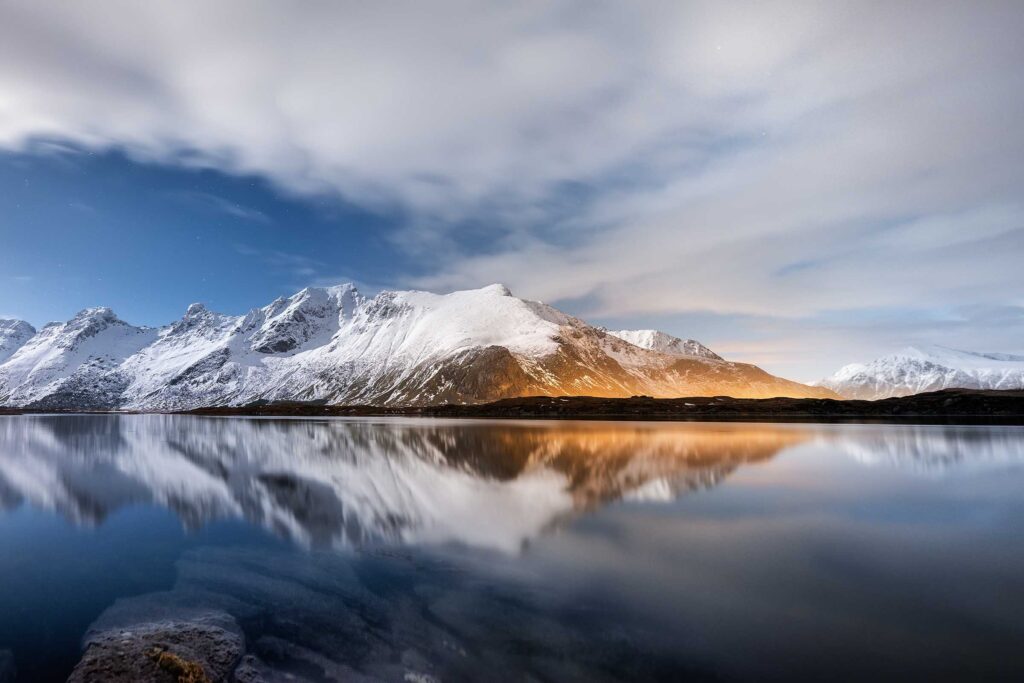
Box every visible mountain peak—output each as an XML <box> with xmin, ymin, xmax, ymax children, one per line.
<box><xmin>608</xmin><ymin>329</ymin><xmax>722</xmax><ymax>361</ymax></box>
<box><xmin>185</xmin><ymin>302</ymin><xmax>209</xmax><ymax>317</ymax></box>
<box><xmin>168</xmin><ymin>302</ymin><xmax>233</xmax><ymax>338</ymax></box>
<box><xmin>248</xmin><ymin>284</ymin><xmax>358</xmax><ymax>355</ymax></box>
<box><xmin>481</xmin><ymin>283</ymin><xmax>512</xmax><ymax>297</ymax></box>
<box><xmin>0</xmin><ymin>318</ymin><xmax>36</xmax><ymax>364</ymax></box>
<box><xmin>323</xmin><ymin>282</ymin><xmax>360</xmax><ymax>298</ymax></box>
<box><xmin>72</xmin><ymin>306</ymin><xmax>118</xmax><ymax>322</ymax></box>
<box><xmin>0</xmin><ymin>318</ymin><xmax>35</xmax><ymax>334</ymax></box>
<box><xmin>63</xmin><ymin>307</ymin><xmax>127</xmax><ymax>340</ymax></box>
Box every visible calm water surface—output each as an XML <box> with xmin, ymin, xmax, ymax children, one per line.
<box><xmin>0</xmin><ymin>415</ymin><xmax>1022</xmax><ymax>681</ymax></box>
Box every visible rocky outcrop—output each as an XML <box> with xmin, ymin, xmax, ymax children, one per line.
<box><xmin>67</xmin><ymin>612</ymin><xmax>243</xmax><ymax>683</ymax></box>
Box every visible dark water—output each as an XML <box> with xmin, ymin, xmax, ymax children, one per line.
<box><xmin>0</xmin><ymin>415</ymin><xmax>1022</xmax><ymax>682</ymax></box>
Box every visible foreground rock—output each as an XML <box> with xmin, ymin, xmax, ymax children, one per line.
<box><xmin>67</xmin><ymin>613</ymin><xmax>243</xmax><ymax>683</ymax></box>
<box><xmin>61</xmin><ymin>545</ymin><xmax>696</xmax><ymax>682</ymax></box>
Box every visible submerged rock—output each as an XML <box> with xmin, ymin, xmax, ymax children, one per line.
<box><xmin>67</xmin><ymin>613</ymin><xmax>243</xmax><ymax>683</ymax></box>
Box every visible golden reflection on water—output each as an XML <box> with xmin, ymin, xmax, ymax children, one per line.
<box><xmin>451</xmin><ymin>422</ymin><xmax>812</xmax><ymax>507</ymax></box>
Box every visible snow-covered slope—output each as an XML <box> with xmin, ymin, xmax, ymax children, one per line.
<box><xmin>0</xmin><ymin>284</ymin><xmax>835</xmax><ymax>409</ymax></box>
<box><xmin>0</xmin><ymin>308</ymin><xmax>157</xmax><ymax>408</ymax></box>
<box><xmin>607</xmin><ymin>329</ymin><xmax>722</xmax><ymax>360</ymax></box>
<box><xmin>817</xmin><ymin>345</ymin><xmax>1024</xmax><ymax>400</ymax></box>
<box><xmin>0</xmin><ymin>319</ymin><xmax>35</xmax><ymax>364</ymax></box>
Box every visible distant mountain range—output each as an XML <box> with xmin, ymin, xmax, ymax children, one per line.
<box><xmin>0</xmin><ymin>283</ymin><xmax>834</xmax><ymax>409</ymax></box>
<box><xmin>817</xmin><ymin>345</ymin><xmax>1024</xmax><ymax>400</ymax></box>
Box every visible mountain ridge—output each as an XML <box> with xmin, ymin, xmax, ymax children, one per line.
<box><xmin>0</xmin><ymin>284</ymin><xmax>835</xmax><ymax>409</ymax></box>
<box><xmin>817</xmin><ymin>345</ymin><xmax>1024</xmax><ymax>399</ymax></box>
<box><xmin>605</xmin><ymin>328</ymin><xmax>722</xmax><ymax>360</ymax></box>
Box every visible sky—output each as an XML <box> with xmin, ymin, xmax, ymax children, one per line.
<box><xmin>1</xmin><ymin>0</ymin><xmax>1022</xmax><ymax>381</ymax></box>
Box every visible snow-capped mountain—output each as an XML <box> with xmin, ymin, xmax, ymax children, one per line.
<box><xmin>817</xmin><ymin>345</ymin><xmax>1024</xmax><ymax>400</ymax></box>
<box><xmin>0</xmin><ymin>284</ymin><xmax>835</xmax><ymax>409</ymax></box>
<box><xmin>0</xmin><ymin>308</ymin><xmax>157</xmax><ymax>408</ymax></box>
<box><xmin>607</xmin><ymin>329</ymin><xmax>722</xmax><ymax>360</ymax></box>
<box><xmin>0</xmin><ymin>318</ymin><xmax>35</xmax><ymax>364</ymax></box>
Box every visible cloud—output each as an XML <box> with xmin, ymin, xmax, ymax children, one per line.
<box><xmin>67</xmin><ymin>201</ymin><xmax>98</xmax><ymax>214</ymax></box>
<box><xmin>165</xmin><ymin>190</ymin><xmax>271</xmax><ymax>224</ymax></box>
<box><xmin>1</xmin><ymin>1</ymin><xmax>1022</xmax><ymax>373</ymax></box>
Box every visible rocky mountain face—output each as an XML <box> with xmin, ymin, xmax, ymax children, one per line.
<box><xmin>0</xmin><ymin>284</ymin><xmax>835</xmax><ymax>409</ymax></box>
<box><xmin>817</xmin><ymin>345</ymin><xmax>1024</xmax><ymax>400</ymax></box>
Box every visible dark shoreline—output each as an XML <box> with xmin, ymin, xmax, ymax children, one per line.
<box><xmin>4</xmin><ymin>389</ymin><xmax>1024</xmax><ymax>425</ymax></box>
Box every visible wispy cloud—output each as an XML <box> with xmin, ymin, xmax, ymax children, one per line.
<box><xmin>67</xmin><ymin>201</ymin><xmax>97</xmax><ymax>214</ymax></box>
<box><xmin>165</xmin><ymin>190</ymin><xmax>271</xmax><ymax>224</ymax></box>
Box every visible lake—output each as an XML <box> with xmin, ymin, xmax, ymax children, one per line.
<box><xmin>0</xmin><ymin>415</ymin><xmax>1022</xmax><ymax>681</ymax></box>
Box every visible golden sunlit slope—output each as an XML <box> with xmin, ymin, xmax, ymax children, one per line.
<box><xmin>384</xmin><ymin>317</ymin><xmax>839</xmax><ymax>404</ymax></box>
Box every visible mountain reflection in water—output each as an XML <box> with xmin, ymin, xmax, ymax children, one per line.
<box><xmin>1</xmin><ymin>416</ymin><xmax>1024</xmax><ymax>682</ymax></box>
<box><xmin>0</xmin><ymin>415</ymin><xmax>809</xmax><ymax>552</ymax></box>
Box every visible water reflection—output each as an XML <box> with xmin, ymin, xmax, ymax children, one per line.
<box><xmin>826</xmin><ymin>424</ymin><xmax>1024</xmax><ymax>471</ymax></box>
<box><xmin>1</xmin><ymin>417</ymin><xmax>1024</xmax><ymax>681</ymax></box>
<box><xmin>2</xmin><ymin>417</ymin><xmax>1024</xmax><ymax>553</ymax></box>
<box><xmin>0</xmin><ymin>416</ymin><xmax>811</xmax><ymax>552</ymax></box>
